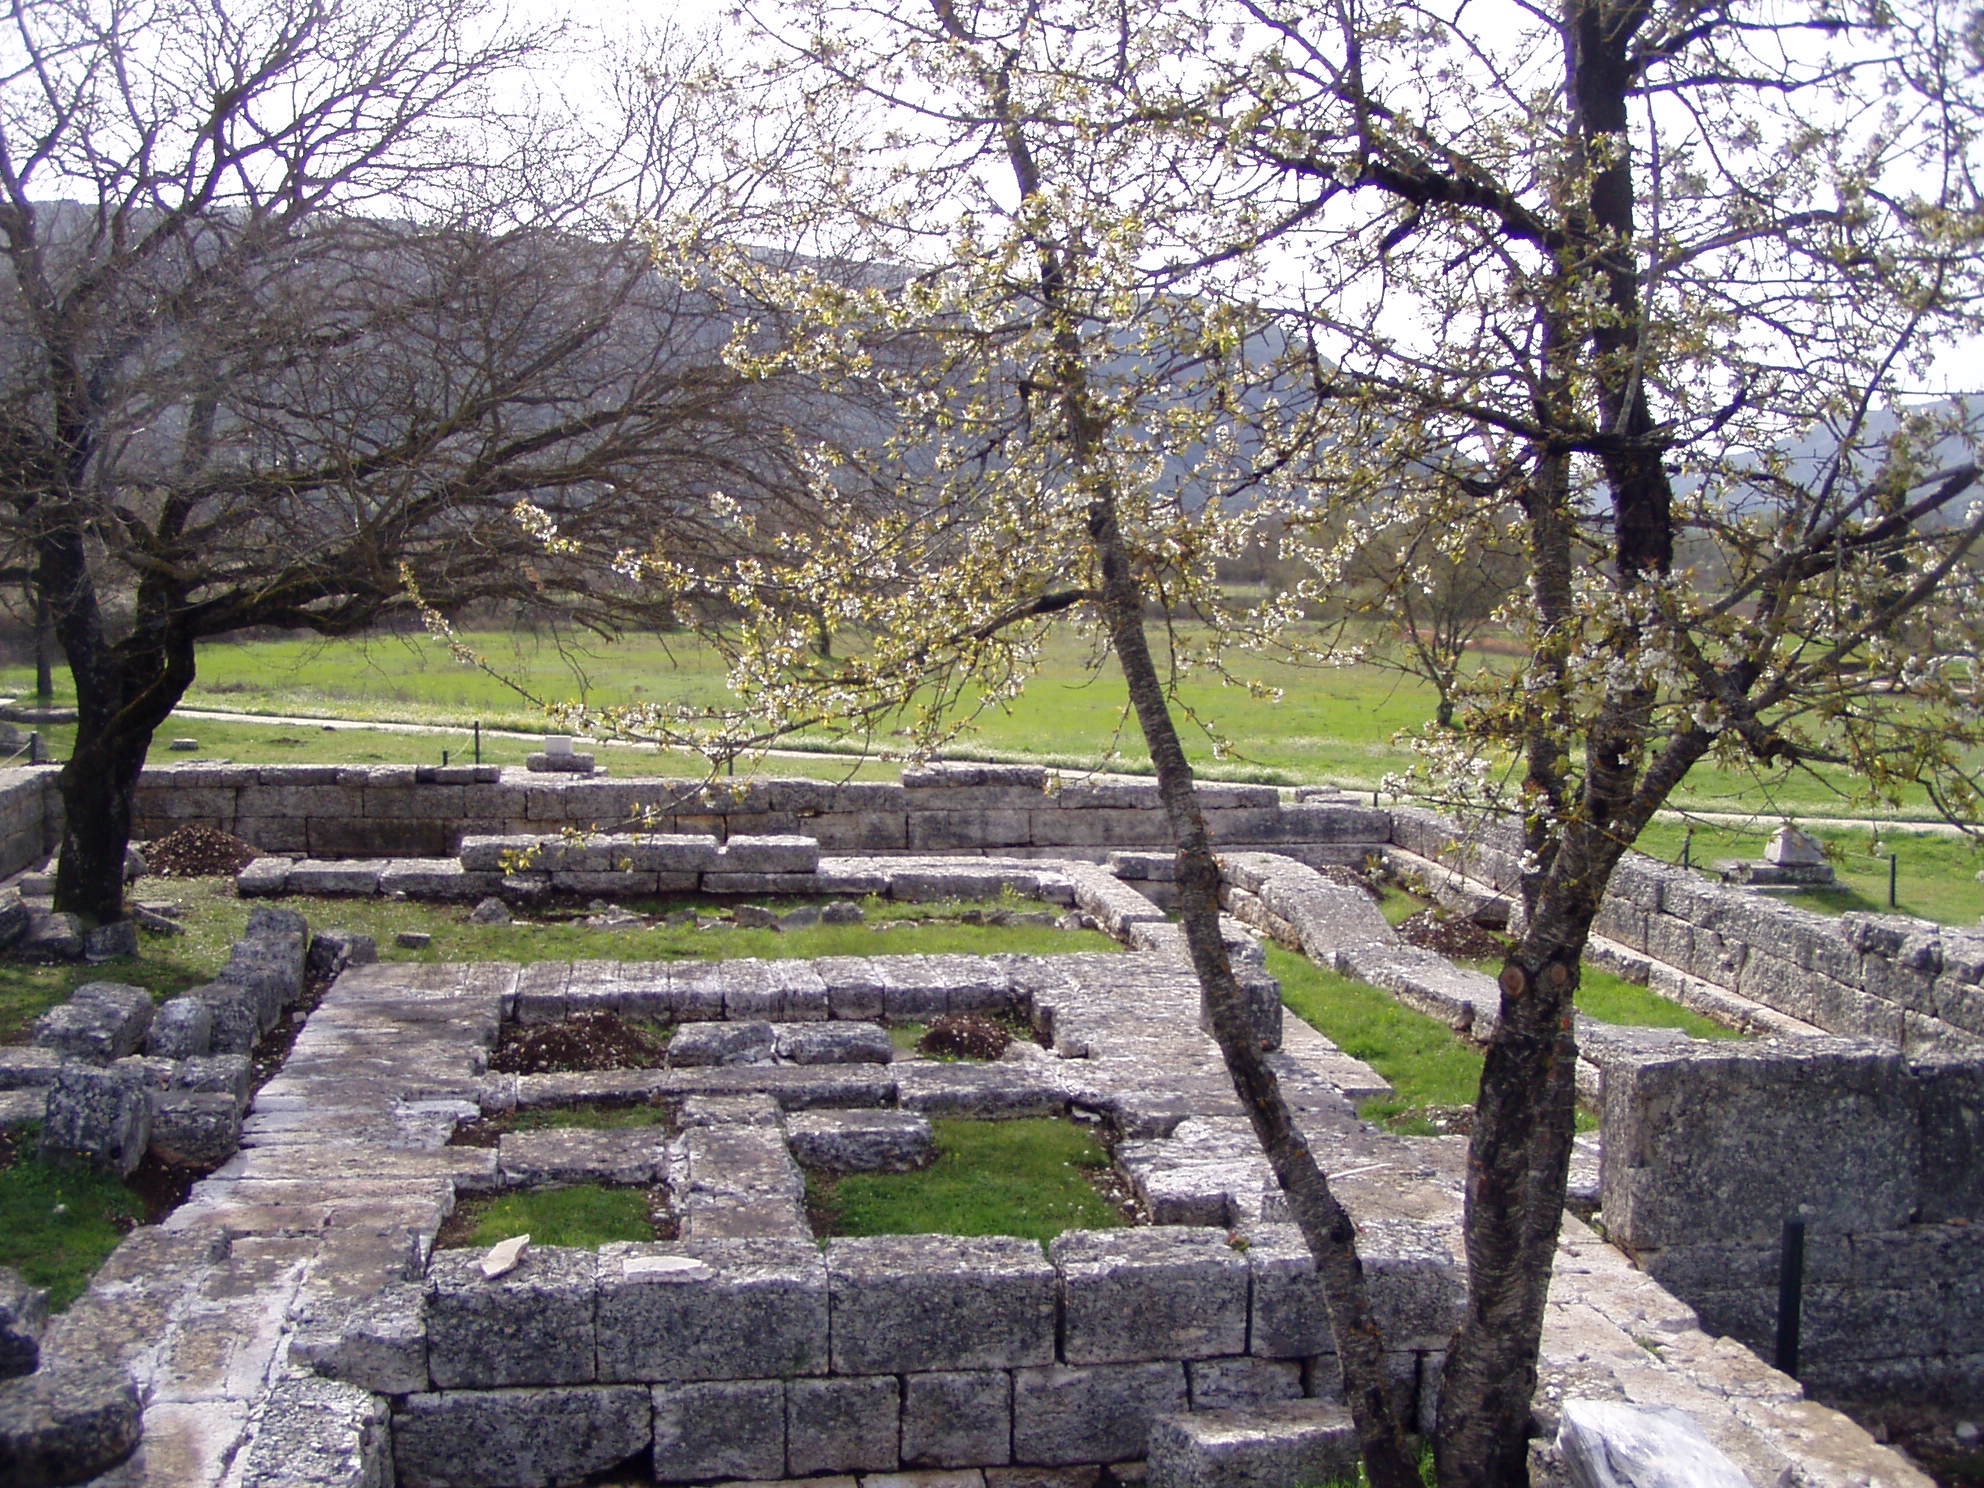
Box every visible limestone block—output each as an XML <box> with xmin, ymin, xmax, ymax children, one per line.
<box><xmin>596</xmin><ymin>1238</ymin><xmax>828</xmax><ymax>1383</ymax></box>
<box><xmin>1052</xmin><ymin>1227</ymin><xmax>1249</xmax><ymax>1364</ymax></box>
<box><xmin>905</xmin><ymin>813</ymin><xmax>1030</xmax><ymax>854</ymax></box>
<box><xmin>682</xmin><ymin>1125</ymin><xmax>806</xmax><ymax>1206</ymax></box>
<box><xmin>0</xmin><ymin>1269</ymin><xmax>47</xmax><ymax>1380</ymax></box>
<box><xmin>1913</xmin><ymin>1056</ymin><xmax>1984</xmax><ymax>1221</ymax></box>
<box><xmin>234</xmin><ymin>858</ymin><xmax>291</xmax><ymax>897</ymax></box>
<box><xmin>702</xmin><ymin>872</ymin><xmax>822</xmax><ymax>896</ymax></box>
<box><xmin>0</xmin><ymin>1047</ymin><xmax>60</xmax><ymax>1090</ymax></box>
<box><xmin>671</xmin><ymin>1020</ymin><xmax>776</xmax><ymax>1067</ymax></box>
<box><xmin>425</xmin><ymin>1245</ymin><xmax>598</xmax><ymax>1388</ymax></box>
<box><xmin>145</xmin><ymin>996</ymin><xmax>213</xmax><ymax>1059</ymax></box>
<box><xmin>33</xmin><ymin>981</ymin><xmax>154</xmax><ymax>1063</ymax></box>
<box><xmin>785</xmin><ymin>1110</ymin><xmax>934</xmax><ymax>1172</ymax></box>
<box><xmin>394</xmin><ymin>1385</ymin><xmax>650</xmax><ymax>1488</ymax></box>
<box><xmin>731</xmin><ymin>960</ymin><xmax>831</xmax><ymax>1022</ymax></box>
<box><xmin>458</xmin><ymin>835</ymin><xmax>541</xmax><ymax>871</ymax></box>
<box><xmin>1145</xmin><ymin>1401</ymin><xmax>1357</xmax><ymax>1488</ymax></box>
<box><xmin>719</xmin><ymin>835</ymin><xmax>822</xmax><ymax>874</ymax></box>
<box><xmin>1247</xmin><ymin>1221</ymin><xmax>1463</xmax><ymax>1358</ymax></box>
<box><xmin>895</xmin><ymin>1063</ymin><xmax>1068</xmax><ymax>1119</ymax></box>
<box><xmin>786</xmin><ymin>1375</ymin><xmax>901</xmax><ymax>1474</ymax></box>
<box><xmin>285</xmin><ymin>860</ymin><xmax>382</xmax><ymax>895</ymax></box>
<box><xmin>1600</xmin><ymin>1039</ymin><xmax>1920</xmax><ymax>1249</ymax></box>
<box><xmin>1011</xmin><ymin>1362</ymin><xmax>1188</xmax><ymax>1467</ymax></box>
<box><xmin>827</xmin><ymin>1234</ymin><xmax>1057</xmax><ymax>1374</ymax></box>
<box><xmin>1556</xmin><ymin>1399</ymin><xmax>1753</xmax><ymax>1488</ymax></box>
<box><xmin>774</xmin><ymin>1021</ymin><xmax>894</xmax><ymax>1065</ymax></box>
<box><xmin>677</xmin><ymin>1092</ymin><xmax>785</xmax><ymax>1128</ymax></box>
<box><xmin>651</xmin><ymin>1378</ymin><xmax>786</xmax><ymax>1483</ymax></box>
<box><xmin>0</xmin><ymin>1360</ymin><xmax>143</xmax><ymax>1488</ymax></box>
<box><xmin>377</xmin><ymin>861</ymin><xmax>502</xmax><ymax>900</ymax></box>
<box><xmin>1185</xmin><ymin>1357</ymin><xmax>1303</xmax><ymax>1410</ymax></box>
<box><xmin>147</xmin><ymin>1090</ymin><xmax>241</xmax><ymax>1168</ymax></box>
<box><xmin>901</xmin><ymin>1370</ymin><xmax>1013</xmax><ymax>1468</ymax></box>
<box><xmin>498</xmin><ymin>1126</ymin><xmax>667</xmax><ymax>1188</ymax></box>
<box><xmin>289</xmin><ymin>1283</ymin><xmax>427</xmax><ymax>1395</ymax></box>
<box><xmin>174</xmin><ymin>1054</ymin><xmax>252</xmax><ymax>1110</ymax></box>
<box><xmin>39</xmin><ymin>1063</ymin><xmax>150</xmax><ymax>1176</ymax></box>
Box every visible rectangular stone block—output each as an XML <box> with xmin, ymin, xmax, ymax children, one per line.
<box><xmin>907</xmin><ymin>811</ymin><xmax>1031</xmax><ymax>852</ymax></box>
<box><xmin>652</xmin><ymin>1378</ymin><xmax>786</xmax><ymax>1482</ymax></box>
<box><xmin>394</xmin><ymin>1385</ymin><xmax>650</xmax><ymax>1488</ymax></box>
<box><xmin>1011</xmin><ymin>1362</ymin><xmax>1187</xmax><ymax>1467</ymax></box>
<box><xmin>425</xmin><ymin>1245</ymin><xmax>597</xmax><ymax>1388</ymax></box>
<box><xmin>596</xmin><ymin>1238</ymin><xmax>828</xmax><ymax>1383</ymax></box>
<box><xmin>719</xmin><ymin>834</ymin><xmax>822</xmax><ymax>873</ymax></box>
<box><xmin>1601</xmin><ymin>1040</ymin><xmax>1919</xmax><ymax>1249</ymax></box>
<box><xmin>1185</xmin><ymin>1356</ymin><xmax>1303</xmax><ymax>1410</ymax></box>
<box><xmin>827</xmin><ymin>1234</ymin><xmax>1057</xmax><ymax>1374</ymax></box>
<box><xmin>1911</xmin><ymin>1056</ymin><xmax>1984</xmax><ymax>1222</ymax></box>
<box><xmin>1052</xmin><ymin>1227</ymin><xmax>1249</xmax><ymax>1364</ymax></box>
<box><xmin>901</xmin><ymin>1370</ymin><xmax>1013</xmax><ymax>1469</ymax></box>
<box><xmin>786</xmin><ymin>1374</ymin><xmax>900</xmax><ymax>1474</ymax></box>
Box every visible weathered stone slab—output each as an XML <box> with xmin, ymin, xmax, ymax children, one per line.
<box><xmin>719</xmin><ymin>835</ymin><xmax>822</xmax><ymax>874</ymax></box>
<box><xmin>0</xmin><ymin>1269</ymin><xmax>47</xmax><ymax>1380</ymax></box>
<box><xmin>425</xmin><ymin>1245</ymin><xmax>598</xmax><ymax>1388</ymax></box>
<box><xmin>786</xmin><ymin>1374</ymin><xmax>900</xmax><ymax>1474</ymax></box>
<box><xmin>901</xmin><ymin>1370</ymin><xmax>1013</xmax><ymax>1469</ymax></box>
<box><xmin>827</xmin><ymin>1235</ymin><xmax>1057</xmax><ymax>1374</ymax></box>
<box><xmin>1052</xmin><ymin>1227</ymin><xmax>1250</xmax><ymax>1364</ymax></box>
<box><xmin>1145</xmin><ymin>1400</ymin><xmax>1358</xmax><ymax>1488</ymax></box>
<box><xmin>671</xmin><ymin>1020</ymin><xmax>777</xmax><ymax>1067</ymax></box>
<box><xmin>651</xmin><ymin>1378</ymin><xmax>786</xmax><ymax>1482</ymax></box>
<box><xmin>39</xmin><ymin>1063</ymin><xmax>150</xmax><ymax>1176</ymax></box>
<box><xmin>1184</xmin><ymin>1357</ymin><xmax>1304</xmax><ymax>1410</ymax></box>
<box><xmin>145</xmin><ymin>997</ymin><xmax>213</xmax><ymax>1059</ymax></box>
<box><xmin>0</xmin><ymin>1361</ymin><xmax>143</xmax><ymax>1488</ymax></box>
<box><xmin>0</xmin><ymin>1047</ymin><xmax>61</xmax><ymax>1090</ymax></box>
<box><xmin>894</xmin><ymin>1063</ymin><xmax>1068</xmax><ymax>1118</ymax></box>
<box><xmin>596</xmin><ymin>1239</ymin><xmax>828</xmax><ymax>1383</ymax></box>
<box><xmin>1011</xmin><ymin>1361</ymin><xmax>1188</xmax><ymax>1467</ymax></box>
<box><xmin>1246</xmin><ymin>1221</ymin><xmax>1464</xmax><ymax>1357</ymax></box>
<box><xmin>1557</xmin><ymin>1398</ymin><xmax>1755</xmax><ymax>1488</ymax></box>
<box><xmin>394</xmin><ymin>1385</ymin><xmax>650</xmax><ymax>1488</ymax></box>
<box><xmin>785</xmin><ymin>1110</ymin><xmax>933</xmax><ymax>1173</ymax></box>
<box><xmin>774</xmin><ymin>1021</ymin><xmax>894</xmax><ymax>1065</ymax></box>
<box><xmin>147</xmin><ymin>1091</ymin><xmax>241</xmax><ymax>1168</ymax></box>
<box><xmin>498</xmin><ymin>1126</ymin><xmax>667</xmax><ymax>1187</ymax></box>
<box><xmin>34</xmin><ymin>981</ymin><xmax>154</xmax><ymax>1063</ymax></box>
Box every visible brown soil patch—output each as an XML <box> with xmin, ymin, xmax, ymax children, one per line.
<box><xmin>918</xmin><ymin>1013</ymin><xmax>1013</xmax><ymax>1061</ymax></box>
<box><xmin>144</xmin><ymin>825</ymin><xmax>262</xmax><ymax>877</ymax></box>
<box><xmin>1397</xmin><ymin>908</ymin><xmax>1507</xmax><ymax>963</ymax></box>
<box><xmin>490</xmin><ymin>1011</ymin><xmax>670</xmax><ymax>1075</ymax></box>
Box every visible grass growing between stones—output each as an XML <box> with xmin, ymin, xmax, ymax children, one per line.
<box><xmin>1575</xmin><ymin>966</ymin><xmax>1744</xmax><ymax>1039</ymax></box>
<box><xmin>1268</xmin><ymin>947</ymin><xmax>1484</xmax><ymax>1137</ymax></box>
<box><xmin>0</xmin><ymin>1130</ymin><xmax>146</xmax><ymax>1310</ymax></box>
<box><xmin>808</xmin><ymin>1117</ymin><xmax>1124</xmax><ymax>1244</ymax></box>
<box><xmin>444</xmin><ymin>1184</ymin><xmax>656</xmax><ymax>1249</ymax></box>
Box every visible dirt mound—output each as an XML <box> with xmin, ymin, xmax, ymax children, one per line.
<box><xmin>1397</xmin><ymin>908</ymin><xmax>1507</xmax><ymax>963</ymax></box>
<box><xmin>918</xmin><ymin>1012</ymin><xmax>1013</xmax><ymax>1061</ymax></box>
<box><xmin>144</xmin><ymin>825</ymin><xmax>262</xmax><ymax>878</ymax></box>
<box><xmin>1313</xmin><ymin>862</ymin><xmax>1381</xmax><ymax>899</ymax></box>
<box><xmin>490</xmin><ymin>1010</ymin><xmax>670</xmax><ymax>1075</ymax></box>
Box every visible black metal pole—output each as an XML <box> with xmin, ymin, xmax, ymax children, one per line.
<box><xmin>1681</xmin><ymin>834</ymin><xmax>1691</xmax><ymax>870</ymax></box>
<box><xmin>474</xmin><ymin>721</ymin><xmax>481</xmax><ymax>765</ymax></box>
<box><xmin>1888</xmin><ymin>853</ymin><xmax>1898</xmax><ymax>908</ymax></box>
<box><xmin>1775</xmin><ymin>1213</ymin><xmax>1806</xmax><ymax>1379</ymax></box>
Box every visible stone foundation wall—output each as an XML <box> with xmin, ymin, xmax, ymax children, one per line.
<box><xmin>1389</xmin><ymin>804</ymin><xmax>1984</xmax><ymax>1052</ymax></box>
<box><xmin>373</xmin><ymin>1225</ymin><xmax>1459</xmax><ymax>1488</ymax></box>
<box><xmin>0</xmin><ymin>768</ymin><xmax>58</xmax><ymax>880</ymax></box>
<box><xmin>126</xmin><ymin>761</ymin><xmax>1389</xmax><ymax>862</ymax></box>
<box><xmin>1599</xmin><ymin>1037</ymin><xmax>1984</xmax><ymax>1402</ymax></box>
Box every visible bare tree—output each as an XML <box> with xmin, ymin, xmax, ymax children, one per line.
<box><xmin>0</xmin><ymin>0</ymin><xmax>829</xmax><ymax>921</ymax></box>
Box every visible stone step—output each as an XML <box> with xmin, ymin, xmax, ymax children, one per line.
<box><xmin>1145</xmin><ymin>1400</ymin><xmax>1359</xmax><ymax>1488</ymax></box>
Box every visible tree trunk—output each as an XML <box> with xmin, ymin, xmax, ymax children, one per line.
<box><xmin>52</xmin><ymin>722</ymin><xmax>153</xmax><ymax>924</ymax></box>
<box><xmin>33</xmin><ymin>585</ymin><xmax>53</xmax><ymax>706</ymax></box>
<box><xmin>1086</xmin><ymin>488</ymin><xmax>1422</xmax><ymax>1488</ymax></box>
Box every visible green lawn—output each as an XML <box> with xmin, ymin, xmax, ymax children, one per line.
<box><xmin>0</xmin><ymin>1132</ymin><xmax>147</xmax><ymax>1310</ymax></box>
<box><xmin>444</xmin><ymin>1184</ymin><xmax>657</xmax><ymax>1249</ymax></box>
<box><xmin>9</xmin><ymin>624</ymin><xmax>1976</xmax><ymax>818</ymax></box>
<box><xmin>808</xmin><ymin>1116</ymin><xmax>1124</xmax><ymax>1242</ymax></box>
<box><xmin>1575</xmin><ymin>965</ymin><xmax>1743</xmax><ymax>1039</ymax></box>
<box><xmin>1269</xmin><ymin>946</ymin><xmax>1485</xmax><ymax>1134</ymax></box>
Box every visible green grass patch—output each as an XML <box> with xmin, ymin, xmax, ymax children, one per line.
<box><xmin>1575</xmin><ymin>966</ymin><xmax>1743</xmax><ymax>1039</ymax></box>
<box><xmin>1269</xmin><ymin>945</ymin><xmax>1484</xmax><ymax>1135</ymax></box>
<box><xmin>809</xmin><ymin>1117</ymin><xmax>1123</xmax><ymax>1243</ymax></box>
<box><xmin>446</xmin><ymin>1184</ymin><xmax>656</xmax><ymax>1249</ymax></box>
<box><xmin>504</xmin><ymin>1104</ymin><xmax>673</xmax><ymax>1133</ymax></box>
<box><xmin>0</xmin><ymin>1139</ymin><xmax>146</xmax><ymax>1310</ymax></box>
<box><xmin>1632</xmin><ymin>821</ymin><xmax>1983</xmax><ymax>926</ymax></box>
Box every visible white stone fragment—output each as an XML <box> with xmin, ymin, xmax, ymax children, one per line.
<box><xmin>481</xmin><ymin>1234</ymin><xmax>530</xmax><ymax>1280</ymax></box>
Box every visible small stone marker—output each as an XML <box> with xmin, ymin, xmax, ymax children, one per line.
<box><xmin>468</xmin><ymin>897</ymin><xmax>511</xmax><ymax>925</ymax></box>
<box><xmin>166</xmin><ymin>738</ymin><xmax>199</xmax><ymax>751</ymax></box>
<box><xmin>395</xmin><ymin>930</ymin><xmax>432</xmax><ymax>949</ymax></box>
<box><xmin>480</xmin><ymin>1234</ymin><xmax>530</xmax><ymax>1280</ymax></box>
<box><xmin>1765</xmin><ymin>825</ymin><xmax>1827</xmax><ymax>866</ymax></box>
<box><xmin>1558</xmin><ymin>1399</ymin><xmax>1755</xmax><ymax>1488</ymax></box>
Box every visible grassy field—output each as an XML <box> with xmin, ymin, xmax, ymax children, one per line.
<box><xmin>8</xmin><ymin>626</ymin><xmax>1978</xmax><ymax>826</ymax></box>
<box><xmin>808</xmin><ymin>1116</ymin><xmax>1123</xmax><ymax>1242</ymax></box>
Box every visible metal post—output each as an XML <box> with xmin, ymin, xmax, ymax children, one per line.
<box><xmin>27</xmin><ymin>731</ymin><xmax>38</xmax><ymax>765</ymax></box>
<box><xmin>1888</xmin><ymin>853</ymin><xmax>1898</xmax><ymax>908</ymax></box>
<box><xmin>442</xmin><ymin>749</ymin><xmax>450</xmax><ymax>767</ymax></box>
<box><xmin>1775</xmin><ymin>1213</ymin><xmax>1806</xmax><ymax>1379</ymax></box>
<box><xmin>474</xmin><ymin>721</ymin><xmax>481</xmax><ymax>765</ymax></box>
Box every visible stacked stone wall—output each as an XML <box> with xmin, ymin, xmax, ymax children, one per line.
<box><xmin>0</xmin><ymin>768</ymin><xmax>58</xmax><ymax>879</ymax></box>
<box><xmin>1599</xmin><ymin>1038</ymin><xmax>1984</xmax><ymax>1402</ymax></box>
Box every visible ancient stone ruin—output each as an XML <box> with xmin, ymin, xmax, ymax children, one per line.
<box><xmin>0</xmin><ymin>760</ymin><xmax>1974</xmax><ymax>1487</ymax></box>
